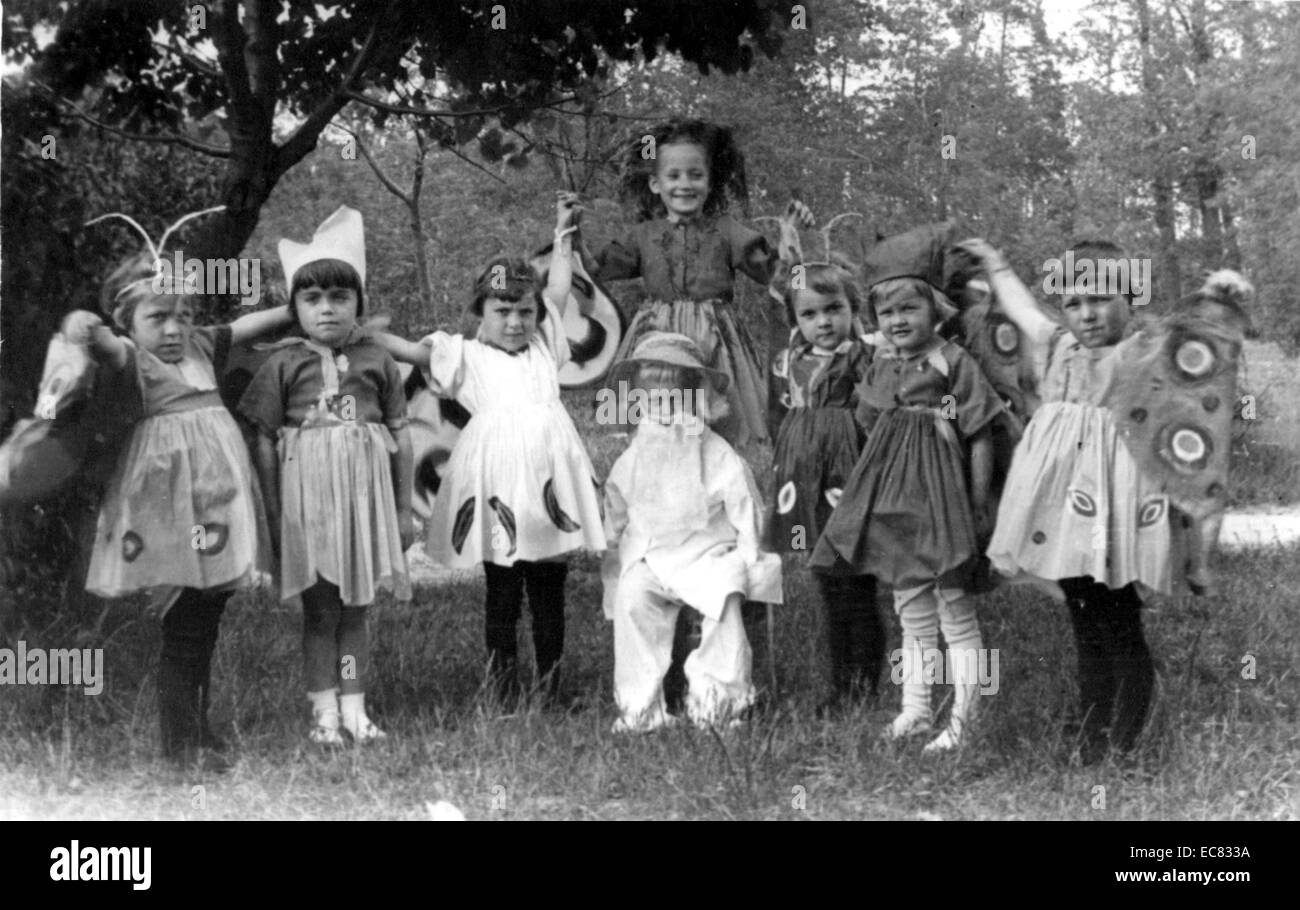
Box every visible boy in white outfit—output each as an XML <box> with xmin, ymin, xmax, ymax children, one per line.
<box><xmin>601</xmin><ymin>332</ymin><xmax>782</xmax><ymax>732</ymax></box>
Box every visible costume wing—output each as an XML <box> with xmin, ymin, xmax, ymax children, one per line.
<box><xmin>1103</xmin><ymin>315</ymin><xmax>1242</xmax><ymax>522</ymax></box>
<box><xmin>0</xmin><ymin>333</ymin><xmax>138</xmax><ymax>505</ymax></box>
<box><xmin>530</xmin><ymin>244</ymin><xmax>626</xmax><ymax>388</ymax></box>
<box><xmin>400</xmin><ymin>363</ymin><xmax>467</xmax><ymax>521</ymax></box>
<box><xmin>957</xmin><ymin>302</ymin><xmax>1040</xmax><ymax>422</ymax></box>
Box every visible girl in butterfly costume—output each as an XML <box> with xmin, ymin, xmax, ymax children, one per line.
<box><xmin>764</xmin><ymin>216</ymin><xmax>885</xmax><ymax>715</ymax></box>
<box><xmin>68</xmin><ymin>207</ymin><xmax>292</xmax><ymax>770</ymax></box>
<box><xmin>964</xmin><ymin>237</ymin><xmax>1251</xmax><ymax>763</ymax></box>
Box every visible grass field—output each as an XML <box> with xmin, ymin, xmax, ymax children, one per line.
<box><xmin>3</xmin><ymin>374</ymin><xmax>1298</xmax><ymax>821</ymax></box>
<box><xmin>1</xmin><ymin>543</ymin><xmax>1296</xmax><ymax>820</ymax></box>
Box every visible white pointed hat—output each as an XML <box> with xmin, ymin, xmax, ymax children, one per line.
<box><xmin>279</xmin><ymin>206</ymin><xmax>366</xmax><ymax>290</ymax></box>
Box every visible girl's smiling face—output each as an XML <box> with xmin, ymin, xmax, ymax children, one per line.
<box><xmin>294</xmin><ymin>284</ymin><xmax>359</xmax><ymax>347</ymax></box>
<box><xmin>1062</xmin><ymin>293</ymin><xmax>1129</xmax><ymax>348</ymax></box>
<box><xmin>875</xmin><ymin>287</ymin><xmax>938</xmax><ymax>354</ymax></box>
<box><xmin>480</xmin><ymin>296</ymin><xmax>538</xmax><ymax>352</ymax></box>
<box><xmin>649</xmin><ymin>142</ymin><xmax>711</xmax><ymax>221</ymax></box>
<box><xmin>130</xmin><ymin>296</ymin><xmax>194</xmax><ymax>363</ymax></box>
<box><xmin>793</xmin><ymin>288</ymin><xmax>853</xmax><ymax>353</ymax></box>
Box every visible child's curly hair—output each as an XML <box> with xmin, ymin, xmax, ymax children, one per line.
<box><xmin>469</xmin><ymin>256</ymin><xmax>548</xmax><ymax>323</ymax></box>
<box><xmin>772</xmin><ymin>254</ymin><xmax>864</xmax><ymax>328</ymax></box>
<box><xmin>618</xmin><ymin>119</ymin><xmax>750</xmax><ymax>222</ymax></box>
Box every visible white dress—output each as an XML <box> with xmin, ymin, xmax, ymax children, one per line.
<box><xmin>423</xmin><ymin>295</ymin><xmax>606</xmax><ymax>568</ymax></box>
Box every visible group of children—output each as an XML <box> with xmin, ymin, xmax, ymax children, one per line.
<box><xmin>62</xmin><ymin>117</ymin><xmax>1249</xmax><ymax>772</ymax></box>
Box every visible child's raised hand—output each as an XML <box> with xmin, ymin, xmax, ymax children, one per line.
<box><xmin>954</xmin><ymin>238</ymin><xmax>1009</xmax><ymax>272</ymax></box>
<box><xmin>555</xmin><ymin>190</ymin><xmax>582</xmax><ymax>240</ymax></box>
<box><xmin>61</xmin><ymin>310</ymin><xmax>106</xmax><ymax>346</ymax></box>
<box><xmin>783</xmin><ymin>200</ymin><xmax>815</xmax><ymax>230</ymax></box>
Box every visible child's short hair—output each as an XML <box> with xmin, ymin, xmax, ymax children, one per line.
<box><xmin>101</xmin><ymin>251</ymin><xmax>191</xmax><ymax>331</ymax></box>
<box><xmin>469</xmin><ymin>256</ymin><xmax>548</xmax><ymax>323</ymax></box>
<box><xmin>1065</xmin><ymin>238</ymin><xmax>1135</xmax><ymax>303</ymax></box>
<box><xmin>619</xmin><ymin>118</ymin><xmax>749</xmax><ymax>222</ymax></box>
<box><xmin>774</xmin><ymin>256</ymin><xmax>863</xmax><ymax>327</ymax></box>
<box><xmin>290</xmin><ymin>257</ymin><xmax>366</xmax><ymax>318</ymax></box>
<box><xmin>867</xmin><ymin>277</ymin><xmax>951</xmax><ymax>327</ymax></box>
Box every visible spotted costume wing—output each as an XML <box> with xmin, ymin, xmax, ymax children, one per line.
<box><xmin>957</xmin><ymin>302</ymin><xmax>1040</xmax><ymax>423</ymax></box>
<box><xmin>1103</xmin><ymin>314</ymin><xmax>1243</xmax><ymax>522</ymax></box>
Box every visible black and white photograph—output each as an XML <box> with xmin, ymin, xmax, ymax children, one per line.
<box><xmin>0</xmin><ymin>0</ymin><xmax>1294</xmax><ymax>852</ymax></box>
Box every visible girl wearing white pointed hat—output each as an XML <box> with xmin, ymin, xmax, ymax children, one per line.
<box><xmin>239</xmin><ymin>206</ymin><xmax>414</xmax><ymax>745</ymax></box>
<box><xmin>65</xmin><ymin>206</ymin><xmax>294</xmax><ymax>771</ymax></box>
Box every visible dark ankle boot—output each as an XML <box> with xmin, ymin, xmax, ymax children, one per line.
<box><xmin>197</xmin><ymin>679</ymin><xmax>227</xmax><ymax>752</ymax></box>
<box><xmin>524</xmin><ymin>561</ymin><xmax>567</xmax><ymax>704</ymax></box>
<box><xmin>159</xmin><ymin>656</ymin><xmax>199</xmax><ymax>761</ymax></box>
<box><xmin>1106</xmin><ymin>585</ymin><xmax>1155</xmax><ymax>754</ymax></box>
<box><xmin>1063</xmin><ymin>579</ymin><xmax>1116</xmax><ymax>762</ymax></box>
<box><xmin>484</xmin><ymin>563</ymin><xmax>524</xmax><ymax>708</ymax></box>
<box><xmin>845</xmin><ymin>574</ymin><xmax>884</xmax><ymax>699</ymax></box>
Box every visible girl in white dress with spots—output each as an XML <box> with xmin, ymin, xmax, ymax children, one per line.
<box><xmin>379</xmin><ymin>194</ymin><xmax>604</xmax><ymax>706</ymax></box>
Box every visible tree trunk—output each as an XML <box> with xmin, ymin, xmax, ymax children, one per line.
<box><xmin>1136</xmin><ymin>0</ymin><xmax>1182</xmax><ymax>302</ymax></box>
<box><xmin>410</xmin><ymin>135</ymin><xmax>434</xmax><ymax>319</ymax></box>
<box><xmin>410</xmin><ymin>200</ymin><xmax>434</xmax><ymax>321</ymax></box>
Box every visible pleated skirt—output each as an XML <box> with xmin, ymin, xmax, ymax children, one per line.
<box><xmin>810</xmin><ymin>408</ymin><xmax>977</xmax><ymax>590</ymax></box>
<box><xmin>278</xmin><ymin>423</ymin><xmax>411</xmax><ymax>606</ymax></box>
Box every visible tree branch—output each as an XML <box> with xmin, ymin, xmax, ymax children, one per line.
<box><xmin>211</xmin><ymin>0</ymin><xmax>255</xmax><ymax>113</ymax></box>
<box><xmin>276</xmin><ymin>13</ymin><xmax>393</xmax><ymax>175</ymax></box>
<box><xmin>331</xmin><ymin>122</ymin><xmax>411</xmax><ymax>204</ymax></box>
<box><xmin>36</xmin><ymin>84</ymin><xmax>231</xmax><ymax>157</ymax></box>
<box><xmin>345</xmin><ymin>89</ymin><xmax>579</xmax><ymax>120</ymax></box>
<box><xmin>441</xmin><ymin>141</ymin><xmax>508</xmax><ymax>185</ymax></box>
<box><xmin>154</xmin><ymin>38</ymin><xmax>223</xmax><ymax>79</ymax></box>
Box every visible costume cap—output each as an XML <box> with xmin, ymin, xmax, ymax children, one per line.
<box><xmin>608</xmin><ymin>331</ymin><xmax>730</xmax><ymax>393</ymax></box>
<box><xmin>863</xmin><ymin>221</ymin><xmax>961</xmax><ymax>324</ymax></box>
<box><xmin>279</xmin><ymin>206</ymin><xmax>366</xmax><ymax>290</ymax></box>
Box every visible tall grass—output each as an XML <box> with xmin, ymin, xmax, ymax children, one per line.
<box><xmin>2</xmin><ymin>541</ymin><xmax>1296</xmax><ymax>820</ymax></box>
